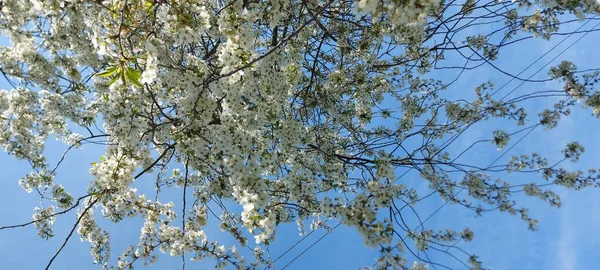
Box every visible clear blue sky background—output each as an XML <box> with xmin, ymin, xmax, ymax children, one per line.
<box><xmin>1</xmin><ymin>15</ymin><xmax>600</xmax><ymax>270</ymax></box>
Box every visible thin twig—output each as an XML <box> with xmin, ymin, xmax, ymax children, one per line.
<box><xmin>45</xmin><ymin>196</ymin><xmax>99</xmax><ymax>270</ymax></box>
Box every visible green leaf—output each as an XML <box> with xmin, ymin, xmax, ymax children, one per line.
<box><xmin>125</xmin><ymin>67</ymin><xmax>143</xmax><ymax>87</ymax></box>
<box><xmin>144</xmin><ymin>1</ymin><xmax>154</xmax><ymax>13</ymax></box>
<box><xmin>96</xmin><ymin>66</ymin><xmax>119</xmax><ymax>77</ymax></box>
<box><xmin>108</xmin><ymin>73</ymin><xmax>120</xmax><ymax>86</ymax></box>
<box><xmin>105</xmin><ymin>67</ymin><xmax>122</xmax><ymax>86</ymax></box>
<box><xmin>120</xmin><ymin>68</ymin><xmax>126</xmax><ymax>84</ymax></box>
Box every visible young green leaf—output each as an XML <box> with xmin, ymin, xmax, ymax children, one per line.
<box><xmin>95</xmin><ymin>66</ymin><xmax>119</xmax><ymax>77</ymax></box>
<box><xmin>108</xmin><ymin>68</ymin><xmax>121</xmax><ymax>86</ymax></box>
<box><xmin>125</xmin><ymin>67</ymin><xmax>143</xmax><ymax>87</ymax></box>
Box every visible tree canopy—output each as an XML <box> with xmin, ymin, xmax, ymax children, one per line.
<box><xmin>1</xmin><ymin>0</ymin><xmax>600</xmax><ymax>269</ymax></box>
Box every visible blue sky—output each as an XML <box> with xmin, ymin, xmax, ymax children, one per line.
<box><xmin>1</xmin><ymin>13</ymin><xmax>600</xmax><ymax>270</ymax></box>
